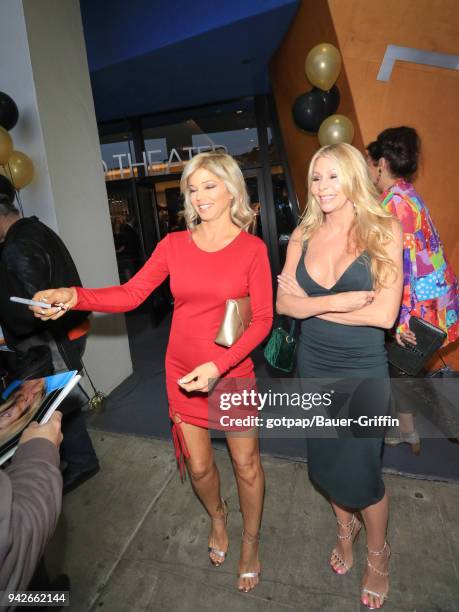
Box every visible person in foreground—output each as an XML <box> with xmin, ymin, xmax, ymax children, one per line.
<box><xmin>277</xmin><ymin>143</ymin><xmax>403</xmax><ymax>609</ymax></box>
<box><xmin>30</xmin><ymin>152</ymin><xmax>273</xmax><ymax>593</ymax></box>
<box><xmin>0</xmin><ymin>412</ymin><xmax>63</xmax><ymax>605</ymax></box>
<box><xmin>367</xmin><ymin>126</ymin><xmax>459</xmax><ymax>452</ymax></box>
<box><xmin>0</xmin><ymin>194</ymin><xmax>99</xmax><ymax>493</ymax></box>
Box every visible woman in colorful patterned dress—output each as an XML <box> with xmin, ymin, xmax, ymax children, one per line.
<box><xmin>30</xmin><ymin>152</ymin><xmax>273</xmax><ymax>593</ymax></box>
<box><xmin>367</xmin><ymin>126</ymin><xmax>459</xmax><ymax>452</ymax></box>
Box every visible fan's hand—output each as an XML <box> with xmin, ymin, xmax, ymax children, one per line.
<box><xmin>19</xmin><ymin>411</ymin><xmax>63</xmax><ymax>447</ymax></box>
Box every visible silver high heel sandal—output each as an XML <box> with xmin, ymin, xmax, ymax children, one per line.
<box><xmin>330</xmin><ymin>513</ymin><xmax>362</xmax><ymax>575</ymax></box>
<box><xmin>208</xmin><ymin>498</ymin><xmax>229</xmax><ymax>567</ymax></box>
<box><xmin>361</xmin><ymin>541</ymin><xmax>391</xmax><ymax>610</ymax></box>
<box><xmin>237</xmin><ymin>529</ymin><xmax>261</xmax><ymax>592</ymax></box>
<box><xmin>384</xmin><ymin>427</ymin><xmax>421</xmax><ymax>455</ymax></box>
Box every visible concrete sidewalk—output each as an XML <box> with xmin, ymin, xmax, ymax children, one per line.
<box><xmin>45</xmin><ymin>430</ymin><xmax>459</xmax><ymax>611</ymax></box>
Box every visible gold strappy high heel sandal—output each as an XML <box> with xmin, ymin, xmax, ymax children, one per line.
<box><xmin>330</xmin><ymin>513</ymin><xmax>362</xmax><ymax>575</ymax></box>
<box><xmin>361</xmin><ymin>541</ymin><xmax>391</xmax><ymax>609</ymax></box>
<box><xmin>208</xmin><ymin>498</ymin><xmax>229</xmax><ymax>567</ymax></box>
<box><xmin>237</xmin><ymin>530</ymin><xmax>261</xmax><ymax>593</ymax></box>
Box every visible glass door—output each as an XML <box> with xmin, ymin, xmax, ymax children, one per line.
<box><xmin>105</xmin><ymin>180</ymin><xmax>144</xmax><ymax>283</ymax></box>
<box><xmin>243</xmin><ymin>170</ymin><xmax>268</xmax><ymax>243</ymax></box>
<box><xmin>151</xmin><ymin>178</ymin><xmax>187</xmax><ymax>238</ymax></box>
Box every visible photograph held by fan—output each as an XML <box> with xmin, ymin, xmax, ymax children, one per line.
<box><xmin>367</xmin><ymin>127</ymin><xmax>459</xmax><ymax>454</ymax></box>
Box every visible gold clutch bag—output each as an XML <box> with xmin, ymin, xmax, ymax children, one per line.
<box><xmin>215</xmin><ymin>297</ymin><xmax>252</xmax><ymax>347</ymax></box>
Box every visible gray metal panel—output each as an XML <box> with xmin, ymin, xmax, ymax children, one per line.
<box><xmin>377</xmin><ymin>45</ymin><xmax>459</xmax><ymax>81</ymax></box>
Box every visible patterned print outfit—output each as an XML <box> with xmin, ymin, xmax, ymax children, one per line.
<box><xmin>381</xmin><ymin>179</ymin><xmax>459</xmax><ymax>345</ymax></box>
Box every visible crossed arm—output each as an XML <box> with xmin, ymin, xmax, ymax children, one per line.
<box><xmin>276</xmin><ymin>223</ymin><xmax>403</xmax><ymax>329</ymax></box>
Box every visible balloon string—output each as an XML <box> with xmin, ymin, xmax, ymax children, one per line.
<box><xmin>1</xmin><ymin>162</ymin><xmax>23</xmax><ymax>217</ymax></box>
<box><xmin>14</xmin><ymin>188</ymin><xmax>24</xmax><ymax>217</ymax></box>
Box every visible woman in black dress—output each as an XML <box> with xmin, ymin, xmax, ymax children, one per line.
<box><xmin>277</xmin><ymin>143</ymin><xmax>403</xmax><ymax>610</ymax></box>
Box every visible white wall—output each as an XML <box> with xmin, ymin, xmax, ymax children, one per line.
<box><xmin>0</xmin><ymin>0</ymin><xmax>58</xmax><ymax>227</ymax></box>
<box><xmin>0</xmin><ymin>0</ymin><xmax>133</xmax><ymax>393</ymax></box>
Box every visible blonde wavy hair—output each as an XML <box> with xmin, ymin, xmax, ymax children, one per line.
<box><xmin>299</xmin><ymin>143</ymin><xmax>397</xmax><ymax>288</ymax></box>
<box><xmin>180</xmin><ymin>152</ymin><xmax>255</xmax><ymax>231</ymax></box>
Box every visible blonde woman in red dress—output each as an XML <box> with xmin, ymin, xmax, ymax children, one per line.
<box><xmin>31</xmin><ymin>152</ymin><xmax>273</xmax><ymax>593</ymax></box>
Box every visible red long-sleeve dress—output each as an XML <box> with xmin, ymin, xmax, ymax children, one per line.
<box><xmin>74</xmin><ymin>230</ymin><xmax>273</xmax><ymax>472</ymax></box>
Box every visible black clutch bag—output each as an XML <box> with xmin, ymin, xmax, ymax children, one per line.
<box><xmin>386</xmin><ymin>316</ymin><xmax>446</xmax><ymax>376</ymax></box>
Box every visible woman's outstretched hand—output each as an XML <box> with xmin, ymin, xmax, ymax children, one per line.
<box><xmin>30</xmin><ymin>287</ymin><xmax>78</xmax><ymax>320</ymax></box>
<box><xmin>178</xmin><ymin>362</ymin><xmax>220</xmax><ymax>393</ymax></box>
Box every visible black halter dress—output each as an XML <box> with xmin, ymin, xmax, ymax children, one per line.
<box><xmin>296</xmin><ymin>247</ymin><xmax>390</xmax><ymax>508</ymax></box>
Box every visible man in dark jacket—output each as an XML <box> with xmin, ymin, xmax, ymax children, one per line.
<box><xmin>0</xmin><ymin>195</ymin><xmax>99</xmax><ymax>493</ymax></box>
<box><xmin>0</xmin><ymin>412</ymin><xmax>64</xmax><ymax>608</ymax></box>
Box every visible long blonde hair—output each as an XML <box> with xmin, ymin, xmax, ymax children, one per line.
<box><xmin>180</xmin><ymin>152</ymin><xmax>255</xmax><ymax>231</ymax></box>
<box><xmin>299</xmin><ymin>143</ymin><xmax>397</xmax><ymax>288</ymax></box>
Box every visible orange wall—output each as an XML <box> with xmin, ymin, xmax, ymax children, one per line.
<box><xmin>270</xmin><ymin>0</ymin><xmax>459</xmax><ymax>369</ymax></box>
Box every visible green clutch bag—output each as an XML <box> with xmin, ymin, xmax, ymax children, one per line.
<box><xmin>264</xmin><ymin>318</ymin><xmax>297</xmax><ymax>373</ymax></box>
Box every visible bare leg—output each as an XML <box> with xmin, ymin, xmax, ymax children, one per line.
<box><xmin>386</xmin><ymin>412</ymin><xmax>420</xmax><ymax>454</ymax></box>
<box><xmin>226</xmin><ymin>430</ymin><xmax>264</xmax><ymax>592</ymax></box>
<box><xmin>360</xmin><ymin>492</ymin><xmax>390</xmax><ymax>609</ymax></box>
<box><xmin>329</xmin><ymin>502</ymin><xmax>362</xmax><ymax>574</ymax></box>
<box><xmin>180</xmin><ymin>422</ymin><xmax>228</xmax><ymax>566</ymax></box>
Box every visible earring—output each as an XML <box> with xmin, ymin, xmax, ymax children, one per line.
<box><xmin>376</xmin><ymin>168</ymin><xmax>382</xmax><ymax>186</ymax></box>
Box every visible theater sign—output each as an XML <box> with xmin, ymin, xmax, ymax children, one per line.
<box><xmin>102</xmin><ymin>144</ymin><xmax>228</xmax><ymax>181</ymax></box>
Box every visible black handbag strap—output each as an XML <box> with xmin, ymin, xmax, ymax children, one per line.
<box><xmin>277</xmin><ymin>315</ymin><xmax>296</xmax><ymax>337</ymax></box>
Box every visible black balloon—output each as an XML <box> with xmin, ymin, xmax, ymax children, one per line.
<box><xmin>0</xmin><ymin>92</ymin><xmax>19</xmax><ymax>131</ymax></box>
<box><xmin>0</xmin><ymin>175</ymin><xmax>16</xmax><ymax>203</ymax></box>
<box><xmin>292</xmin><ymin>86</ymin><xmax>340</xmax><ymax>133</ymax></box>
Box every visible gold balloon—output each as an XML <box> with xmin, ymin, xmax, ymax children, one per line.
<box><xmin>2</xmin><ymin>150</ymin><xmax>34</xmax><ymax>189</ymax></box>
<box><xmin>0</xmin><ymin>126</ymin><xmax>13</xmax><ymax>165</ymax></box>
<box><xmin>318</xmin><ymin>114</ymin><xmax>354</xmax><ymax>146</ymax></box>
<box><xmin>305</xmin><ymin>43</ymin><xmax>342</xmax><ymax>91</ymax></box>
